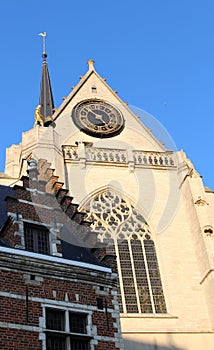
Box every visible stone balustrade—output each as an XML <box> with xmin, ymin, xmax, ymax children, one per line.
<box><xmin>62</xmin><ymin>145</ymin><xmax>176</xmax><ymax>168</ymax></box>
<box><xmin>62</xmin><ymin>146</ymin><xmax>79</xmax><ymax>160</ymax></box>
<box><xmin>133</xmin><ymin>150</ymin><xmax>175</xmax><ymax>167</ymax></box>
<box><xmin>85</xmin><ymin>147</ymin><xmax>128</xmax><ymax>163</ymax></box>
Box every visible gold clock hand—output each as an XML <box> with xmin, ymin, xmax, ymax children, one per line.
<box><xmin>90</xmin><ymin>110</ymin><xmax>105</xmax><ymax>123</ymax></box>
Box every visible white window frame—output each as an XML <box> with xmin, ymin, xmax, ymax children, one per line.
<box><xmin>42</xmin><ymin>304</ymin><xmax>93</xmax><ymax>350</ymax></box>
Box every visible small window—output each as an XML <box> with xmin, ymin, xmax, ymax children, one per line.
<box><xmin>96</xmin><ymin>297</ymin><xmax>104</xmax><ymax>310</ymax></box>
<box><xmin>91</xmin><ymin>86</ymin><xmax>97</xmax><ymax>93</ymax></box>
<box><xmin>45</xmin><ymin>308</ymin><xmax>90</xmax><ymax>350</ymax></box>
<box><xmin>24</xmin><ymin>223</ymin><xmax>50</xmax><ymax>254</ymax></box>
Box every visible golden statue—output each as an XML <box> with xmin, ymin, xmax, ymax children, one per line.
<box><xmin>34</xmin><ymin>105</ymin><xmax>44</xmax><ymax>127</ymax></box>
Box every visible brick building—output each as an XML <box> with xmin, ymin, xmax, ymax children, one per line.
<box><xmin>0</xmin><ymin>158</ymin><xmax>123</xmax><ymax>350</ymax></box>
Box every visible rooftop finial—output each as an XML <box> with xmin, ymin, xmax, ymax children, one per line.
<box><xmin>38</xmin><ymin>32</ymin><xmax>47</xmax><ymax>56</ymax></box>
<box><xmin>87</xmin><ymin>59</ymin><xmax>95</xmax><ymax>71</ymax></box>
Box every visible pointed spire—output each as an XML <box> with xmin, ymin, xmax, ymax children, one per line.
<box><xmin>38</xmin><ymin>32</ymin><xmax>55</xmax><ymax>127</ymax></box>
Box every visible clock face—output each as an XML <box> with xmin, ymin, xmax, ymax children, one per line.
<box><xmin>72</xmin><ymin>100</ymin><xmax>124</xmax><ymax>138</ymax></box>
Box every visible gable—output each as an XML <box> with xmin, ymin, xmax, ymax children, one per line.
<box><xmin>52</xmin><ymin>63</ymin><xmax>166</xmax><ymax>152</ymax></box>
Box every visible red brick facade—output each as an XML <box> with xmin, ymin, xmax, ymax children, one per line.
<box><xmin>0</xmin><ymin>159</ymin><xmax>123</xmax><ymax>350</ymax></box>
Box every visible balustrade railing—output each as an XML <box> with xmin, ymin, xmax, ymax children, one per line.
<box><xmin>62</xmin><ymin>146</ymin><xmax>79</xmax><ymax>160</ymax></box>
<box><xmin>63</xmin><ymin>145</ymin><xmax>176</xmax><ymax>168</ymax></box>
<box><xmin>133</xmin><ymin>150</ymin><xmax>175</xmax><ymax>167</ymax></box>
<box><xmin>85</xmin><ymin>147</ymin><xmax>128</xmax><ymax>163</ymax></box>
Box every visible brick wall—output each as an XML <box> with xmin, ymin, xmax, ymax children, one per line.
<box><xmin>0</xmin><ymin>159</ymin><xmax>123</xmax><ymax>349</ymax></box>
<box><xmin>0</xmin><ymin>262</ymin><xmax>121</xmax><ymax>349</ymax></box>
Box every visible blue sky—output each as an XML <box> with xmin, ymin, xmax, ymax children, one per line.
<box><xmin>0</xmin><ymin>0</ymin><xmax>214</xmax><ymax>189</ymax></box>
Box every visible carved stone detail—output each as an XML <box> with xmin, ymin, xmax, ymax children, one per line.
<box><xmin>83</xmin><ymin>190</ymin><xmax>150</xmax><ymax>242</ymax></box>
<box><xmin>62</xmin><ymin>146</ymin><xmax>79</xmax><ymax>160</ymax></box>
<box><xmin>204</xmin><ymin>225</ymin><xmax>213</xmax><ymax>236</ymax></box>
<box><xmin>194</xmin><ymin>197</ymin><xmax>209</xmax><ymax>206</ymax></box>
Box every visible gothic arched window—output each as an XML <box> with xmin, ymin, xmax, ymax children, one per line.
<box><xmin>83</xmin><ymin>190</ymin><xmax>167</xmax><ymax>314</ymax></box>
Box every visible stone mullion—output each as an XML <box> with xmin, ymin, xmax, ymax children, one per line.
<box><xmin>141</xmin><ymin>238</ymin><xmax>156</xmax><ymax>313</ymax></box>
<box><xmin>65</xmin><ymin>310</ymin><xmax>70</xmax><ymax>350</ymax></box>
<box><xmin>128</xmin><ymin>238</ymin><xmax>141</xmax><ymax>313</ymax></box>
<box><xmin>114</xmin><ymin>240</ymin><xmax>127</xmax><ymax>314</ymax></box>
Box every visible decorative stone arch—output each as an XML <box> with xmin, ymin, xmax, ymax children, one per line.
<box><xmin>80</xmin><ymin>186</ymin><xmax>167</xmax><ymax>314</ymax></box>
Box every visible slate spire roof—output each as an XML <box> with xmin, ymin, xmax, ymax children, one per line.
<box><xmin>39</xmin><ymin>52</ymin><xmax>55</xmax><ymax>126</ymax></box>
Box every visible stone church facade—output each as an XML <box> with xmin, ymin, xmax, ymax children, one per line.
<box><xmin>0</xmin><ymin>54</ymin><xmax>214</xmax><ymax>350</ymax></box>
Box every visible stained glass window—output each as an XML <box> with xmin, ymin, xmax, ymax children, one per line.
<box><xmin>83</xmin><ymin>189</ymin><xmax>167</xmax><ymax>314</ymax></box>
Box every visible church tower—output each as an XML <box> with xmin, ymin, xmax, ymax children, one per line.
<box><xmin>1</xmin><ymin>54</ymin><xmax>214</xmax><ymax>350</ymax></box>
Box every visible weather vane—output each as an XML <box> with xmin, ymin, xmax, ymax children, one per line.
<box><xmin>38</xmin><ymin>32</ymin><xmax>47</xmax><ymax>54</ymax></box>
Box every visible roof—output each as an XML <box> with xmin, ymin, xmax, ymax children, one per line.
<box><xmin>0</xmin><ymin>178</ymin><xmax>103</xmax><ymax>266</ymax></box>
<box><xmin>0</xmin><ymin>185</ymin><xmax>15</xmax><ymax>231</ymax></box>
<box><xmin>0</xmin><ymin>185</ymin><xmax>101</xmax><ymax>266</ymax></box>
<box><xmin>0</xmin><ymin>246</ymin><xmax>111</xmax><ymax>273</ymax></box>
<box><xmin>0</xmin><ymin>237</ymin><xmax>10</xmax><ymax>247</ymax></box>
<box><xmin>204</xmin><ymin>186</ymin><xmax>214</xmax><ymax>193</ymax></box>
<box><xmin>61</xmin><ymin>240</ymin><xmax>101</xmax><ymax>265</ymax></box>
<box><xmin>60</xmin><ymin>223</ymin><xmax>102</xmax><ymax>266</ymax></box>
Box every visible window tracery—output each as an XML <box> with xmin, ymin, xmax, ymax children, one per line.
<box><xmin>83</xmin><ymin>189</ymin><xmax>167</xmax><ymax>314</ymax></box>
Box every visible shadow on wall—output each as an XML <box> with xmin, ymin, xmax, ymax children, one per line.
<box><xmin>124</xmin><ymin>337</ymin><xmax>185</xmax><ymax>350</ymax></box>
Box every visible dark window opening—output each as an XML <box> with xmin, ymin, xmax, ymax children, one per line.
<box><xmin>46</xmin><ymin>309</ymin><xmax>65</xmax><ymax>331</ymax></box>
<box><xmin>91</xmin><ymin>86</ymin><xmax>97</xmax><ymax>93</ymax></box>
<box><xmin>96</xmin><ymin>298</ymin><xmax>104</xmax><ymax>310</ymax></box>
<box><xmin>45</xmin><ymin>309</ymin><xmax>90</xmax><ymax>350</ymax></box>
<box><xmin>69</xmin><ymin>312</ymin><xmax>87</xmax><ymax>334</ymax></box>
<box><xmin>24</xmin><ymin>223</ymin><xmax>50</xmax><ymax>254</ymax></box>
<box><xmin>47</xmin><ymin>335</ymin><xmax>66</xmax><ymax>350</ymax></box>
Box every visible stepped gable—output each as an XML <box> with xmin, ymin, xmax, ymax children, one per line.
<box><xmin>35</xmin><ymin>159</ymin><xmax>98</xmax><ymax>255</ymax></box>
<box><xmin>37</xmin><ymin>158</ymin><xmax>54</xmax><ymax>193</ymax></box>
<box><xmin>35</xmin><ymin>160</ymin><xmax>113</xmax><ymax>266</ymax></box>
<box><xmin>0</xmin><ymin>159</ymin><xmax>102</xmax><ymax>266</ymax></box>
<box><xmin>36</xmin><ymin>159</ymin><xmax>87</xmax><ymax>224</ymax></box>
<box><xmin>36</xmin><ymin>161</ymin><xmax>115</xmax><ymax>266</ymax></box>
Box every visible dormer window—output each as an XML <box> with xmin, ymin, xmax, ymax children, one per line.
<box><xmin>24</xmin><ymin>223</ymin><xmax>50</xmax><ymax>255</ymax></box>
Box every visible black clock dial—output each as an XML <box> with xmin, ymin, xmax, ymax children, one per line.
<box><xmin>72</xmin><ymin>100</ymin><xmax>124</xmax><ymax>138</ymax></box>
